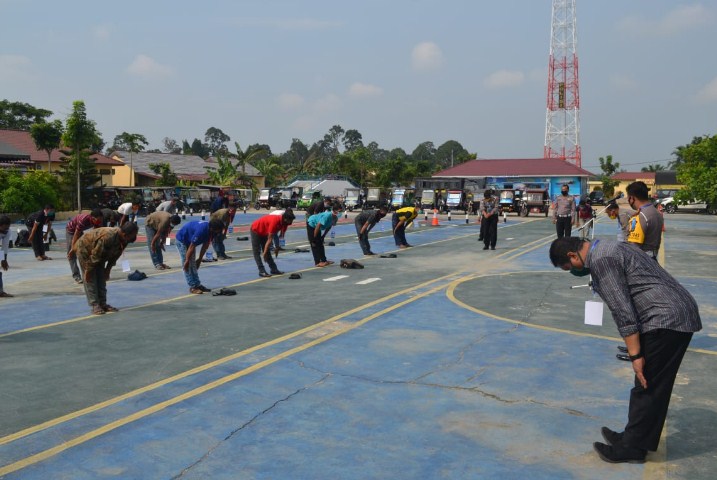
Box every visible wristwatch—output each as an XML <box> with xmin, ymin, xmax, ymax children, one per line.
<box><xmin>628</xmin><ymin>351</ymin><xmax>644</xmax><ymax>361</ymax></box>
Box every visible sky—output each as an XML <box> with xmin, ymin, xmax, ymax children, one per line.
<box><xmin>1</xmin><ymin>0</ymin><xmax>715</xmax><ymax>174</ymax></box>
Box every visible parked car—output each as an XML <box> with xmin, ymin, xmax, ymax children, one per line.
<box><xmin>588</xmin><ymin>190</ymin><xmax>605</xmax><ymax>206</ymax></box>
<box><xmin>656</xmin><ymin>196</ymin><xmax>716</xmax><ymax>214</ymax></box>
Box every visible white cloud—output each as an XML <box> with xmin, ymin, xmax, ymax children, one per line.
<box><xmin>126</xmin><ymin>54</ymin><xmax>173</xmax><ymax>79</ymax></box>
<box><xmin>348</xmin><ymin>82</ymin><xmax>383</xmax><ymax>98</ymax></box>
<box><xmin>229</xmin><ymin>17</ymin><xmax>342</xmax><ymax>30</ymax></box>
<box><xmin>483</xmin><ymin>70</ymin><xmax>525</xmax><ymax>89</ymax></box>
<box><xmin>276</xmin><ymin>93</ymin><xmax>306</xmax><ymax>110</ymax></box>
<box><xmin>411</xmin><ymin>42</ymin><xmax>444</xmax><ymax>71</ymax></box>
<box><xmin>610</xmin><ymin>73</ymin><xmax>638</xmax><ymax>91</ymax></box>
<box><xmin>314</xmin><ymin>93</ymin><xmax>342</xmax><ymax>113</ymax></box>
<box><xmin>0</xmin><ymin>54</ymin><xmax>34</xmax><ymax>83</ymax></box>
<box><xmin>618</xmin><ymin>4</ymin><xmax>715</xmax><ymax>36</ymax></box>
<box><xmin>92</xmin><ymin>24</ymin><xmax>111</xmax><ymax>40</ymax></box>
<box><xmin>696</xmin><ymin>76</ymin><xmax>717</xmax><ymax>102</ymax></box>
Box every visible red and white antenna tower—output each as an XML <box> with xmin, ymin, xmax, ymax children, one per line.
<box><xmin>544</xmin><ymin>0</ymin><xmax>581</xmax><ymax>167</ymax></box>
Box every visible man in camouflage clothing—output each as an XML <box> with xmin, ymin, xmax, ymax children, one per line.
<box><xmin>74</xmin><ymin>222</ymin><xmax>138</xmax><ymax>315</ymax></box>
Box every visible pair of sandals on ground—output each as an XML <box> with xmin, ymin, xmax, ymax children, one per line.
<box><xmin>91</xmin><ymin>303</ymin><xmax>119</xmax><ymax>315</ymax></box>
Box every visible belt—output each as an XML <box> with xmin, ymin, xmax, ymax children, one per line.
<box><xmin>556</xmin><ymin>214</ymin><xmax>572</xmax><ymax>218</ymax></box>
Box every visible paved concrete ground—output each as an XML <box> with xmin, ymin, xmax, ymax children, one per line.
<box><xmin>0</xmin><ymin>210</ymin><xmax>715</xmax><ymax>479</ymax></box>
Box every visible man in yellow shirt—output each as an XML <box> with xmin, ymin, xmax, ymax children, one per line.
<box><xmin>392</xmin><ymin>206</ymin><xmax>417</xmax><ymax>249</ymax></box>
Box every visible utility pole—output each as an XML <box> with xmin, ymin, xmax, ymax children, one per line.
<box><xmin>544</xmin><ymin>0</ymin><xmax>581</xmax><ymax>167</ymax></box>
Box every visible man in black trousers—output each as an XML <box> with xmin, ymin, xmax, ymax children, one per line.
<box><xmin>549</xmin><ymin>237</ymin><xmax>701</xmax><ymax>463</ymax></box>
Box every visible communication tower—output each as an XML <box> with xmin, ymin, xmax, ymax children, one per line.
<box><xmin>544</xmin><ymin>0</ymin><xmax>581</xmax><ymax>167</ymax></box>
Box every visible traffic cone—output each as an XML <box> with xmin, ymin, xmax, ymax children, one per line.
<box><xmin>432</xmin><ymin>209</ymin><xmax>439</xmax><ymax>226</ymax></box>
<box><xmin>465</xmin><ymin>213</ymin><xmax>469</xmax><ymax>224</ymax></box>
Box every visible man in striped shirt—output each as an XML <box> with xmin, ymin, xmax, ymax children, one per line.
<box><xmin>549</xmin><ymin>237</ymin><xmax>701</xmax><ymax>464</ymax></box>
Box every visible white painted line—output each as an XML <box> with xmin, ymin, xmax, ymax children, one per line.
<box><xmin>506</xmin><ymin>237</ymin><xmax>514</xmax><ymax>241</ymax></box>
<box><xmin>356</xmin><ymin>278</ymin><xmax>381</xmax><ymax>285</ymax></box>
<box><xmin>323</xmin><ymin>275</ymin><xmax>350</xmax><ymax>282</ymax></box>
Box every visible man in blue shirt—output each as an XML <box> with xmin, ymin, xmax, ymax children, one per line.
<box><xmin>306</xmin><ymin>203</ymin><xmax>341</xmax><ymax>267</ymax></box>
<box><xmin>175</xmin><ymin>219</ymin><xmax>224</xmax><ymax>294</ymax></box>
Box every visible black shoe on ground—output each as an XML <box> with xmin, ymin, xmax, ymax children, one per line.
<box><xmin>490</xmin><ymin>246</ymin><xmax>495</xmax><ymax>250</ymax></box>
<box><xmin>601</xmin><ymin>427</ymin><xmax>623</xmax><ymax>446</ymax></box>
<box><xmin>259</xmin><ymin>271</ymin><xmax>271</xmax><ymax>278</ymax></box>
<box><xmin>616</xmin><ymin>354</ymin><xmax>631</xmax><ymax>361</ymax></box>
<box><xmin>197</xmin><ymin>285</ymin><xmax>211</xmax><ymax>292</ymax></box>
<box><xmin>593</xmin><ymin>442</ymin><xmax>646</xmax><ymax>464</ymax></box>
<box><xmin>270</xmin><ymin>270</ymin><xmax>284</xmax><ymax>275</ymax></box>
<box><xmin>483</xmin><ymin>246</ymin><xmax>489</xmax><ymax>250</ymax></box>
<box><xmin>478</xmin><ymin>237</ymin><xmax>483</xmax><ymax>241</ymax></box>
<box><xmin>617</xmin><ymin>345</ymin><xmax>628</xmax><ymax>353</ymax></box>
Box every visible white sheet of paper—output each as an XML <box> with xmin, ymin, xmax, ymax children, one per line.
<box><xmin>42</xmin><ymin>225</ymin><xmax>48</xmax><ymax>233</ymax></box>
<box><xmin>165</xmin><ymin>237</ymin><xmax>171</xmax><ymax>246</ymax></box>
<box><xmin>584</xmin><ymin>300</ymin><xmax>604</xmax><ymax>326</ymax></box>
<box><xmin>122</xmin><ymin>260</ymin><xmax>131</xmax><ymax>272</ymax></box>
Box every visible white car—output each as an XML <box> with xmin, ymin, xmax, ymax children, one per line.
<box><xmin>656</xmin><ymin>196</ymin><xmax>716</xmax><ymax>215</ymax></box>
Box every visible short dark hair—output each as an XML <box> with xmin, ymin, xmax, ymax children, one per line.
<box><xmin>120</xmin><ymin>221</ymin><xmax>139</xmax><ymax>236</ymax></box>
<box><xmin>605</xmin><ymin>202</ymin><xmax>619</xmax><ymax>210</ymax></box>
<box><xmin>45</xmin><ymin>204</ymin><xmax>55</xmax><ymax>210</ymax></box>
<box><xmin>131</xmin><ymin>197</ymin><xmax>142</xmax><ymax>206</ymax></box>
<box><xmin>209</xmin><ymin>219</ymin><xmax>224</xmax><ymax>231</ymax></box>
<box><xmin>170</xmin><ymin>215</ymin><xmax>182</xmax><ymax>226</ymax></box>
<box><xmin>90</xmin><ymin>208</ymin><xmax>103</xmax><ymax>218</ymax></box>
<box><xmin>0</xmin><ymin>215</ymin><xmax>10</xmax><ymax>227</ymax></box>
<box><xmin>282</xmin><ymin>210</ymin><xmax>295</xmax><ymax>223</ymax></box>
<box><xmin>626</xmin><ymin>181</ymin><xmax>649</xmax><ymax>201</ymax></box>
<box><xmin>549</xmin><ymin>237</ymin><xmax>586</xmax><ymax>267</ymax></box>
<box><xmin>331</xmin><ymin>201</ymin><xmax>342</xmax><ymax>212</ymax></box>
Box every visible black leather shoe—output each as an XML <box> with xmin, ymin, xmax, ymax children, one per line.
<box><xmin>197</xmin><ymin>285</ymin><xmax>211</xmax><ymax>292</ymax></box>
<box><xmin>593</xmin><ymin>442</ymin><xmax>646</xmax><ymax>464</ymax></box>
<box><xmin>270</xmin><ymin>270</ymin><xmax>284</xmax><ymax>275</ymax></box>
<box><xmin>258</xmin><ymin>271</ymin><xmax>271</xmax><ymax>278</ymax></box>
<box><xmin>601</xmin><ymin>427</ymin><xmax>623</xmax><ymax>446</ymax></box>
<box><xmin>617</xmin><ymin>345</ymin><xmax>628</xmax><ymax>353</ymax></box>
<box><xmin>483</xmin><ymin>246</ymin><xmax>489</xmax><ymax>250</ymax></box>
<box><xmin>616</xmin><ymin>353</ymin><xmax>631</xmax><ymax>361</ymax></box>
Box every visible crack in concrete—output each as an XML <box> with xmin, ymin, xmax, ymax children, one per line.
<box><xmin>171</xmin><ymin>374</ymin><xmax>330</xmax><ymax>480</ymax></box>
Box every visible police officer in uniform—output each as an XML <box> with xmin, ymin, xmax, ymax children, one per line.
<box><xmin>625</xmin><ymin>181</ymin><xmax>663</xmax><ymax>260</ymax></box>
<box><xmin>552</xmin><ymin>184</ymin><xmax>576</xmax><ymax>238</ymax></box>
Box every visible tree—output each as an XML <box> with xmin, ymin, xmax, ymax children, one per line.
<box><xmin>116</xmin><ymin>132</ymin><xmax>148</xmax><ymax>187</ymax></box>
<box><xmin>253</xmin><ymin>156</ymin><xmax>283</xmax><ymax>187</ymax></box>
<box><xmin>343</xmin><ymin>129</ymin><xmax>364</xmax><ymax>151</ymax></box>
<box><xmin>641</xmin><ymin>164</ymin><xmax>666</xmax><ymax>172</ymax></box>
<box><xmin>205</xmin><ymin>127</ymin><xmax>231</xmax><ymax>156</ymax></box>
<box><xmin>162</xmin><ymin>137</ymin><xmax>182</xmax><ymax>154</ymax></box>
<box><xmin>62</xmin><ymin>101</ymin><xmax>102</xmax><ymax>211</ymax></box>
<box><xmin>670</xmin><ymin>136</ymin><xmax>704</xmax><ymax>170</ymax></box>
<box><xmin>598</xmin><ymin>154</ymin><xmax>620</xmax><ymax>197</ymax></box>
<box><xmin>435</xmin><ymin>140</ymin><xmax>471</xmax><ymax>169</ymax></box>
<box><xmin>190</xmin><ymin>138</ymin><xmax>209</xmax><ymax>158</ymax></box>
<box><xmin>148</xmin><ymin>162</ymin><xmax>178</xmax><ymax>186</ymax></box>
<box><xmin>0</xmin><ymin>169</ymin><xmax>59</xmax><ymax>214</ymax></box>
<box><xmin>30</xmin><ymin>120</ymin><xmax>64</xmax><ymax>172</ymax></box>
<box><xmin>0</xmin><ymin>100</ymin><xmax>53</xmax><ymax>129</ymax></box>
<box><xmin>411</xmin><ymin>142</ymin><xmax>436</xmax><ymax>164</ymax></box>
<box><xmin>673</xmin><ymin>134</ymin><xmax>717</xmax><ymax>205</ymax></box>
<box><xmin>232</xmin><ymin>142</ymin><xmax>267</xmax><ymax>179</ymax></box>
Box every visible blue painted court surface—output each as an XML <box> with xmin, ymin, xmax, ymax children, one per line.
<box><xmin>0</xmin><ymin>211</ymin><xmax>715</xmax><ymax>479</ymax></box>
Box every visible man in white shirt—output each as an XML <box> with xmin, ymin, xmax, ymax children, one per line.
<box><xmin>117</xmin><ymin>199</ymin><xmax>141</xmax><ymax>226</ymax></box>
<box><xmin>0</xmin><ymin>215</ymin><xmax>14</xmax><ymax>298</ymax></box>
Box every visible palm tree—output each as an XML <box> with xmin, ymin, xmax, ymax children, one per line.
<box><xmin>641</xmin><ymin>164</ymin><xmax>666</xmax><ymax>172</ymax></box>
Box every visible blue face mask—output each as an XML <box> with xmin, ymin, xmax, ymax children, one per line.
<box><xmin>569</xmin><ymin>251</ymin><xmax>590</xmax><ymax>277</ymax></box>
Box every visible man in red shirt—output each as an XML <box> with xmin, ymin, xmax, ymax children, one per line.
<box><xmin>66</xmin><ymin>209</ymin><xmax>103</xmax><ymax>283</ymax></box>
<box><xmin>250</xmin><ymin>209</ymin><xmax>295</xmax><ymax>277</ymax></box>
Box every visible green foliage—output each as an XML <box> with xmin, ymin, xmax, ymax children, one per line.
<box><xmin>204</xmin><ymin>127</ymin><xmax>230</xmax><ymax>156</ymax></box>
<box><xmin>640</xmin><ymin>164</ymin><xmax>666</xmax><ymax>172</ymax></box>
<box><xmin>598</xmin><ymin>155</ymin><xmax>620</xmax><ymax>197</ymax></box>
<box><xmin>148</xmin><ymin>162</ymin><xmax>178</xmax><ymax>186</ymax></box>
<box><xmin>61</xmin><ymin>101</ymin><xmax>103</xmax><ymax>209</ymax></box>
<box><xmin>0</xmin><ymin>99</ymin><xmax>53</xmax><ymax>129</ymax></box>
<box><xmin>0</xmin><ymin>169</ymin><xmax>59</xmax><ymax>214</ymax></box>
<box><xmin>435</xmin><ymin>140</ymin><xmax>471</xmax><ymax>169</ymax></box>
<box><xmin>674</xmin><ymin>134</ymin><xmax>717</xmax><ymax>205</ymax></box>
<box><xmin>253</xmin><ymin>156</ymin><xmax>283</xmax><ymax>187</ymax></box>
<box><xmin>30</xmin><ymin>120</ymin><xmax>64</xmax><ymax>168</ymax></box>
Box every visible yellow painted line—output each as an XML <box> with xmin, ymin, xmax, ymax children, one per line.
<box><xmin>0</xmin><ymin>280</ymin><xmax>454</xmax><ymax>477</ymax></box>
<box><xmin>0</xmin><ymin>270</ymin><xmax>461</xmax><ymax>448</ymax></box>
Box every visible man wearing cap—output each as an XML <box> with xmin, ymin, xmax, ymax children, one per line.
<box><xmin>625</xmin><ymin>181</ymin><xmax>663</xmax><ymax>260</ymax></box>
<box><xmin>26</xmin><ymin>204</ymin><xmax>55</xmax><ymax>261</ymax></box>
<box><xmin>145</xmin><ymin>210</ymin><xmax>182</xmax><ymax>270</ymax></box>
<box><xmin>355</xmin><ymin>205</ymin><xmax>388</xmax><ymax>255</ymax></box>
<box><xmin>0</xmin><ymin>215</ymin><xmax>14</xmax><ymax>298</ymax></box>
<box><xmin>66</xmin><ymin>208</ymin><xmax>104</xmax><ymax>283</ymax></box>
<box><xmin>552</xmin><ymin>184</ymin><xmax>576</xmax><ymax>239</ymax></box>
<box><xmin>75</xmin><ymin>222</ymin><xmax>139</xmax><ymax>315</ymax></box>
<box><xmin>250</xmin><ymin>210</ymin><xmax>295</xmax><ymax>277</ymax></box>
